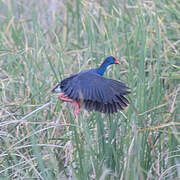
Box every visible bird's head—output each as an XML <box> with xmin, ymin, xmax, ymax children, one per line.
<box><xmin>97</xmin><ymin>56</ymin><xmax>120</xmax><ymax>75</ymax></box>
<box><xmin>105</xmin><ymin>56</ymin><xmax>120</xmax><ymax>65</ymax></box>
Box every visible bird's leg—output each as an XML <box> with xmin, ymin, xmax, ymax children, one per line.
<box><xmin>72</xmin><ymin>100</ymin><xmax>81</xmax><ymax>116</ymax></box>
<box><xmin>59</xmin><ymin>93</ymin><xmax>73</xmax><ymax>102</ymax></box>
<box><xmin>59</xmin><ymin>93</ymin><xmax>81</xmax><ymax>116</ymax></box>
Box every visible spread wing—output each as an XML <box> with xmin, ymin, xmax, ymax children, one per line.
<box><xmin>59</xmin><ymin>72</ymin><xmax>130</xmax><ymax>113</ymax></box>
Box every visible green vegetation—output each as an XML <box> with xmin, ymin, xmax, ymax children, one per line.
<box><xmin>0</xmin><ymin>0</ymin><xmax>179</xmax><ymax>179</ymax></box>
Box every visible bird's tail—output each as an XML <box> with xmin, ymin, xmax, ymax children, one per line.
<box><xmin>52</xmin><ymin>84</ymin><xmax>62</xmax><ymax>93</ymax></box>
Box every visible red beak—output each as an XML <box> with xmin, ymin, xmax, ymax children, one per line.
<box><xmin>114</xmin><ymin>58</ymin><xmax>120</xmax><ymax>64</ymax></box>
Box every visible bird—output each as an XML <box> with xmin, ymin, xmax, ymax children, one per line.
<box><xmin>52</xmin><ymin>56</ymin><xmax>130</xmax><ymax>116</ymax></box>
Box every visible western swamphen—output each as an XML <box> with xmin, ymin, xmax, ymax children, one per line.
<box><xmin>52</xmin><ymin>56</ymin><xmax>130</xmax><ymax>116</ymax></box>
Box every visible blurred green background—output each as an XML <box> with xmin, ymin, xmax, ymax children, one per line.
<box><xmin>0</xmin><ymin>0</ymin><xmax>179</xmax><ymax>179</ymax></box>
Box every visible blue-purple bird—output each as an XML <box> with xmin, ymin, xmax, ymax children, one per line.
<box><xmin>52</xmin><ymin>56</ymin><xmax>130</xmax><ymax>116</ymax></box>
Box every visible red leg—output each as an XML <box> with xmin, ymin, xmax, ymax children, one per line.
<box><xmin>72</xmin><ymin>100</ymin><xmax>81</xmax><ymax>116</ymax></box>
<box><xmin>59</xmin><ymin>93</ymin><xmax>73</xmax><ymax>102</ymax></box>
<box><xmin>59</xmin><ymin>93</ymin><xmax>81</xmax><ymax>116</ymax></box>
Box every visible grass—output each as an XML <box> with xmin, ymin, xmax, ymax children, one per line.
<box><xmin>0</xmin><ymin>0</ymin><xmax>180</xmax><ymax>179</ymax></box>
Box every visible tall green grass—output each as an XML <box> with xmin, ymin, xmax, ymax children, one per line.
<box><xmin>0</xmin><ymin>0</ymin><xmax>179</xmax><ymax>179</ymax></box>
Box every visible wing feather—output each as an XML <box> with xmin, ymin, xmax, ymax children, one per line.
<box><xmin>56</xmin><ymin>71</ymin><xmax>130</xmax><ymax>114</ymax></box>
